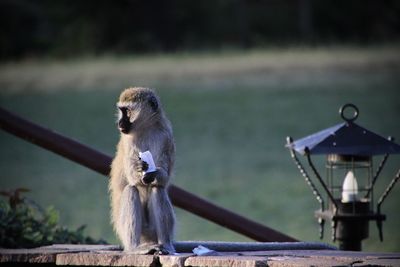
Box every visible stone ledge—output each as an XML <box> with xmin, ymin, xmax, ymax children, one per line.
<box><xmin>0</xmin><ymin>245</ymin><xmax>118</xmax><ymax>264</ymax></box>
<box><xmin>1</xmin><ymin>244</ymin><xmax>399</xmax><ymax>267</ymax></box>
<box><xmin>56</xmin><ymin>252</ymin><xmax>155</xmax><ymax>266</ymax></box>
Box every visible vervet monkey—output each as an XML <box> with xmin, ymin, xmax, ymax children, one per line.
<box><xmin>109</xmin><ymin>87</ymin><xmax>176</xmax><ymax>254</ymax></box>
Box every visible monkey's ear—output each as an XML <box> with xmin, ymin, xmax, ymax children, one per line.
<box><xmin>148</xmin><ymin>95</ymin><xmax>158</xmax><ymax>111</ymax></box>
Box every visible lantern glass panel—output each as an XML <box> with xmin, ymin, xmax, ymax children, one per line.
<box><xmin>326</xmin><ymin>155</ymin><xmax>373</xmax><ymax>208</ymax></box>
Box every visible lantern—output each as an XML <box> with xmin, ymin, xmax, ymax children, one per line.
<box><xmin>286</xmin><ymin>104</ymin><xmax>400</xmax><ymax>251</ymax></box>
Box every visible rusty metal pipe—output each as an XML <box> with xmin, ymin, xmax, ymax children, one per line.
<box><xmin>0</xmin><ymin>107</ymin><xmax>111</xmax><ymax>176</ymax></box>
<box><xmin>0</xmin><ymin>107</ymin><xmax>297</xmax><ymax>242</ymax></box>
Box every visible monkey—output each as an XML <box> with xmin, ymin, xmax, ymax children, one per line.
<box><xmin>109</xmin><ymin>87</ymin><xmax>176</xmax><ymax>255</ymax></box>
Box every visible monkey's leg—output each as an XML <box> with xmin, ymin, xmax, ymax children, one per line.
<box><xmin>119</xmin><ymin>185</ymin><xmax>142</xmax><ymax>251</ymax></box>
<box><xmin>149</xmin><ymin>187</ymin><xmax>176</xmax><ymax>254</ymax></box>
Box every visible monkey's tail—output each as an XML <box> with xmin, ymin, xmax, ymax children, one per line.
<box><xmin>119</xmin><ymin>185</ymin><xmax>142</xmax><ymax>251</ymax></box>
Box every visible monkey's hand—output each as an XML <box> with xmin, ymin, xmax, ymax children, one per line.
<box><xmin>142</xmin><ymin>171</ymin><xmax>157</xmax><ymax>185</ymax></box>
<box><xmin>134</xmin><ymin>158</ymin><xmax>149</xmax><ymax>173</ymax></box>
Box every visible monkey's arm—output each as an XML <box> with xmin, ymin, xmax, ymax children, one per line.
<box><xmin>146</xmin><ymin>134</ymin><xmax>175</xmax><ymax>188</ymax></box>
<box><xmin>125</xmin><ymin>151</ymin><xmax>148</xmax><ymax>186</ymax></box>
<box><xmin>142</xmin><ymin>155</ymin><xmax>170</xmax><ymax>187</ymax></box>
<box><xmin>142</xmin><ymin>166</ymin><xmax>169</xmax><ymax>187</ymax></box>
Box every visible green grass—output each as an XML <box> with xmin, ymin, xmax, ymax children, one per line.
<box><xmin>1</xmin><ymin>46</ymin><xmax>399</xmax><ymax>252</ymax></box>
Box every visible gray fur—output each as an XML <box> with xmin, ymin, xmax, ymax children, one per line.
<box><xmin>109</xmin><ymin>87</ymin><xmax>176</xmax><ymax>254</ymax></box>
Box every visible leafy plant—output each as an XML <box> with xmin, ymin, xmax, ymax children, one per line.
<box><xmin>0</xmin><ymin>188</ymin><xmax>107</xmax><ymax>248</ymax></box>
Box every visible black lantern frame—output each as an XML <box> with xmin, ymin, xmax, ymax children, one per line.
<box><xmin>286</xmin><ymin>104</ymin><xmax>400</xmax><ymax>251</ymax></box>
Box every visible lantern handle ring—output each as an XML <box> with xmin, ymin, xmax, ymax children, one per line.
<box><xmin>340</xmin><ymin>103</ymin><xmax>359</xmax><ymax>122</ymax></box>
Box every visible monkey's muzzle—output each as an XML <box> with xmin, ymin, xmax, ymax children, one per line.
<box><xmin>118</xmin><ymin>120</ymin><xmax>132</xmax><ymax>134</ymax></box>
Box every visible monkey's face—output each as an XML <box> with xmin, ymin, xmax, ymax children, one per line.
<box><xmin>116</xmin><ymin>90</ymin><xmax>159</xmax><ymax>134</ymax></box>
<box><xmin>117</xmin><ymin>106</ymin><xmax>133</xmax><ymax>134</ymax></box>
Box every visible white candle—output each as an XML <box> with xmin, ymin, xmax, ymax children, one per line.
<box><xmin>342</xmin><ymin>171</ymin><xmax>359</xmax><ymax>203</ymax></box>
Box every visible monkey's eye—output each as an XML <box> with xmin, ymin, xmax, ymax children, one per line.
<box><xmin>118</xmin><ymin>107</ymin><xmax>130</xmax><ymax>117</ymax></box>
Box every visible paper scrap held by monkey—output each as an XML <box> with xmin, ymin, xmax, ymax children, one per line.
<box><xmin>139</xmin><ymin>151</ymin><xmax>156</xmax><ymax>174</ymax></box>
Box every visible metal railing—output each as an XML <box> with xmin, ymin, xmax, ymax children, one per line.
<box><xmin>0</xmin><ymin>107</ymin><xmax>297</xmax><ymax>242</ymax></box>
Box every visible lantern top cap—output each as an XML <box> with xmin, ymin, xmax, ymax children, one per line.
<box><xmin>287</xmin><ymin>103</ymin><xmax>400</xmax><ymax>156</ymax></box>
<box><xmin>340</xmin><ymin>103</ymin><xmax>358</xmax><ymax>123</ymax></box>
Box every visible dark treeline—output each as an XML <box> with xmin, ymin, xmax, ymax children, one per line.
<box><xmin>1</xmin><ymin>0</ymin><xmax>399</xmax><ymax>60</ymax></box>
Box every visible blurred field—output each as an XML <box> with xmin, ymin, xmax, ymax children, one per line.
<box><xmin>0</xmin><ymin>46</ymin><xmax>399</xmax><ymax>252</ymax></box>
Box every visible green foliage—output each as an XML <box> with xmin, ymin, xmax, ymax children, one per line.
<box><xmin>1</xmin><ymin>1</ymin><xmax>399</xmax><ymax>60</ymax></box>
<box><xmin>0</xmin><ymin>189</ymin><xmax>107</xmax><ymax>248</ymax></box>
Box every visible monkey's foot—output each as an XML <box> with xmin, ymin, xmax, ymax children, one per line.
<box><xmin>152</xmin><ymin>246</ymin><xmax>170</xmax><ymax>255</ymax></box>
<box><xmin>127</xmin><ymin>244</ymin><xmax>160</xmax><ymax>255</ymax></box>
<box><xmin>145</xmin><ymin>244</ymin><xmax>175</xmax><ymax>255</ymax></box>
<box><xmin>125</xmin><ymin>244</ymin><xmax>175</xmax><ymax>255</ymax></box>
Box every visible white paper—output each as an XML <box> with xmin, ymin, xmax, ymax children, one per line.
<box><xmin>192</xmin><ymin>245</ymin><xmax>217</xmax><ymax>256</ymax></box>
<box><xmin>139</xmin><ymin>151</ymin><xmax>156</xmax><ymax>174</ymax></box>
